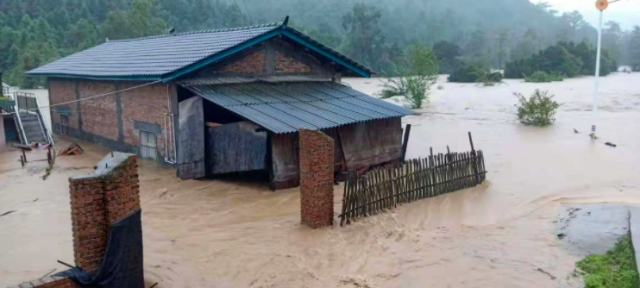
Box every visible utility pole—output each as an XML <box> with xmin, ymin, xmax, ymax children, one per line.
<box><xmin>592</xmin><ymin>0</ymin><xmax>620</xmax><ymax>139</ymax></box>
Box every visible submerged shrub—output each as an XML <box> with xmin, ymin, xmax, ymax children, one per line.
<box><xmin>448</xmin><ymin>63</ymin><xmax>480</xmax><ymax>83</ymax></box>
<box><xmin>381</xmin><ymin>76</ymin><xmax>434</xmax><ymax>108</ymax></box>
<box><xmin>525</xmin><ymin>71</ymin><xmax>564</xmax><ymax>83</ymax></box>
<box><xmin>514</xmin><ymin>89</ymin><xmax>560</xmax><ymax>126</ymax></box>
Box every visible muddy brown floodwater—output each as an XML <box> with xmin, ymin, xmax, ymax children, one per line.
<box><xmin>2</xmin><ymin>73</ymin><xmax>640</xmax><ymax>287</ymax></box>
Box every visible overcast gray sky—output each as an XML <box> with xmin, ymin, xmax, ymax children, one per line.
<box><xmin>533</xmin><ymin>0</ymin><xmax>640</xmax><ymax>29</ymax></box>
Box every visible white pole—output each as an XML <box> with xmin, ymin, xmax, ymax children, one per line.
<box><xmin>592</xmin><ymin>10</ymin><xmax>604</xmax><ymax>138</ymax></box>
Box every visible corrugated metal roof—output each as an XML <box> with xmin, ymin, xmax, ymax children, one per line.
<box><xmin>183</xmin><ymin>82</ymin><xmax>416</xmax><ymax>134</ymax></box>
<box><xmin>27</xmin><ymin>20</ymin><xmax>374</xmax><ymax>80</ymax></box>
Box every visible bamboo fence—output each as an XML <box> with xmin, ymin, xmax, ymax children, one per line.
<box><xmin>339</xmin><ymin>149</ymin><xmax>486</xmax><ymax>226</ymax></box>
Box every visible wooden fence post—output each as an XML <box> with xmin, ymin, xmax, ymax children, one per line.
<box><xmin>468</xmin><ymin>132</ymin><xmax>480</xmax><ymax>185</ymax></box>
<box><xmin>401</xmin><ymin>124</ymin><xmax>411</xmax><ymax>163</ymax></box>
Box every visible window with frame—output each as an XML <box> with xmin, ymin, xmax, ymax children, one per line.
<box><xmin>60</xmin><ymin>114</ymin><xmax>70</xmax><ymax>135</ymax></box>
<box><xmin>139</xmin><ymin>130</ymin><xmax>157</xmax><ymax>161</ymax></box>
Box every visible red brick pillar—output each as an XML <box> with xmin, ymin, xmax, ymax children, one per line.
<box><xmin>299</xmin><ymin>129</ymin><xmax>334</xmax><ymax>228</ymax></box>
<box><xmin>68</xmin><ymin>152</ymin><xmax>140</xmax><ymax>274</ymax></box>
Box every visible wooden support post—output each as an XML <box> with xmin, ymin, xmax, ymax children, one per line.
<box><xmin>47</xmin><ymin>148</ymin><xmax>52</xmax><ymax>164</ymax></box>
<box><xmin>22</xmin><ymin>150</ymin><xmax>26</xmax><ymax>163</ymax></box>
<box><xmin>20</xmin><ymin>155</ymin><xmax>24</xmax><ymax>167</ymax></box>
<box><xmin>401</xmin><ymin>124</ymin><xmax>412</xmax><ymax>163</ymax></box>
<box><xmin>468</xmin><ymin>132</ymin><xmax>480</xmax><ymax>184</ymax></box>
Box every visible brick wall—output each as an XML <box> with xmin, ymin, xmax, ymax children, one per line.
<box><xmin>299</xmin><ymin>129</ymin><xmax>334</xmax><ymax>228</ymax></box>
<box><xmin>217</xmin><ymin>49</ymin><xmax>266</xmax><ymax>74</ymax></box>
<box><xmin>120</xmin><ymin>82</ymin><xmax>169</xmax><ymax>155</ymax></box>
<box><xmin>78</xmin><ymin>81</ymin><xmax>119</xmax><ymax>140</ymax></box>
<box><xmin>48</xmin><ymin>79</ymin><xmax>170</xmax><ymax>161</ymax></box>
<box><xmin>49</xmin><ymin>80</ymin><xmax>79</xmax><ymax>130</ymax></box>
<box><xmin>69</xmin><ymin>152</ymin><xmax>140</xmax><ymax>274</ymax></box>
<box><xmin>9</xmin><ymin>276</ymin><xmax>78</xmax><ymax>288</ymax></box>
<box><xmin>275</xmin><ymin>51</ymin><xmax>311</xmax><ymax>73</ymax></box>
<box><xmin>9</xmin><ymin>152</ymin><xmax>140</xmax><ymax>288</ymax></box>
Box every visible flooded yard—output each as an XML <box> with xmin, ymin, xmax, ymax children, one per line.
<box><xmin>2</xmin><ymin>73</ymin><xmax>640</xmax><ymax>287</ymax></box>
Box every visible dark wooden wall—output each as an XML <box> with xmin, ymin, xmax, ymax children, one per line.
<box><xmin>177</xmin><ymin>96</ymin><xmax>206</xmax><ymax>179</ymax></box>
<box><xmin>206</xmin><ymin>121</ymin><xmax>267</xmax><ymax>175</ymax></box>
<box><xmin>338</xmin><ymin>117</ymin><xmax>403</xmax><ymax>170</ymax></box>
<box><xmin>269</xmin><ymin>117</ymin><xmax>403</xmax><ymax>189</ymax></box>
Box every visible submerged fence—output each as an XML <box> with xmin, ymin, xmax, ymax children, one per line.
<box><xmin>339</xmin><ymin>134</ymin><xmax>487</xmax><ymax>226</ymax></box>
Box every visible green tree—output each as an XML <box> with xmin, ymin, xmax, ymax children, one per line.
<box><xmin>433</xmin><ymin>41</ymin><xmax>461</xmax><ymax>74</ymax></box>
<box><xmin>380</xmin><ymin>44</ymin><xmax>438</xmax><ymax>108</ymax></box>
<box><xmin>497</xmin><ymin>29</ymin><xmax>510</xmax><ymax>69</ymax></box>
<box><xmin>602</xmin><ymin>21</ymin><xmax>623</xmax><ymax>63</ymax></box>
<box><xmin>628</xmin><ymin>26</ymin><xmax>640</xmax><ymax>70</ymax></box>
<box><xmin>341</xmin><ymin>3</ymin><xmax>386</xmax><ymax>72</ymax></box>
<box><xmin>102</xmin><ymin>0</ymin><xmax>169</xmax><ymax>40</ymax></box>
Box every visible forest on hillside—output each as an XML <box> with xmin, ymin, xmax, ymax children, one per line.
<box><xmin>1</xmin><ymin>0</ymin><xmax>640</xmax><ymax>88</ymax></box>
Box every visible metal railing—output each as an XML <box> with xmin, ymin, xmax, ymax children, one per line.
<box><xmin>11</xmin><ymin>91</ymin><xmax>54</xmax><ymax>145</ymax></box>
<box><xmin>33</xmin><ymin>94</ymin><xmax>54</xmax><ymax>145</ymax></box>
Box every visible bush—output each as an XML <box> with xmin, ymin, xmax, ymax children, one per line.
<box><xmin>448</xmin><ymin>64</ymin><xmax>502</xmax><ymax>85</ymax></box>
<box><xmin>474</xmin><ymin>69</ymin><xmax>504</xmax><ymax>86</ymax></box>
<box><xmin>524</xmin><ymin>71</ymin><xmax>564</xmax><ymax>83</ymax></box>
<box><xmin>381</xmin><ymin>76</ymin><xmax>435</xmax><ymax>108</ymax></box>
<box><xmin>514</xmin><ymin>89</ymin><xmax>561</xmax><ymax>126</ymax></box>
<box><xmin>576</xmin><ymin>235</ymin><xmax>638</xmax><ymax>288</ymax></box>
<box><xmin>448</xmin><ymin>63</ymin><xmax>481</xmax><ymax>82</ymax></box>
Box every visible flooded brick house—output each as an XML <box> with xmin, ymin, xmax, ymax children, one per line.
<box><xmin>28</xmin><ymin>18</ymin><xmax>415</xmax><ymax>189</ymax></box>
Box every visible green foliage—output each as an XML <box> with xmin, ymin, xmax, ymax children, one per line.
<box><xmin>102</xmin><ymin>0</ymin><xmax>169</xmax><ymax>40</ymax></box>
<box><xmin>505</xmin><ymin>41</ymin><xmax>617</xmax><ymax>79</ymax></box>
<box><xmin>473</xmin><ymin>69</ymin><xmax>504</xmax><ymax>86</ymax></box>
<box><xmin>447</xmin><ymin>63</ymin><xmax>501</xmax><ymax>85</ymax></box>
<box><xmin>448</xmin><ymin>63</ymin><xmax>481</xmax><ymax>83</ymax></box>
<box><xmin>628</xmin><ymin>26</ymin><xmax>640</xmax><ymax>71</ymax></box>
<box><xmin>576</xmin><ymin>234</ymin><xmax>639</xmax><ymax>288</ymax></box>
<box><xmin>406</xmin><ymin>44</ymin><xmax>439</xmax><ymax>76</ymax></box>
<box><xmin>0</xmin><ymin>96</ymin><xmax>12</xmax><ymax>101</ymax></box>
<box><xmin>0</xmin><ymin>0</ymin><xmax>634</xmax><ymax>88</ymax></box>
<box><xmin>514</xmin><ymin>89</ymin><xmax>560</xmax><ymax>126</ymax></box>
<box><xmin>0</xmin><ymin>0</ymin><xmax>252</xmax><ymax>88</ymax></box>
<box><xmin>380</xmin><ymin>44</ymin><xmax>438</xmax><ymax>108</ymax></box>
<box><xmin>524</xmin><ymin>71</ymin><xmax>564</xmax><ymax>83</ymax></box>
<box><xmin>433</xmin><ymin>41</ymin><xmax>461</xmax><ymax>74</ymax></box>
<box><xmin>341</xmin><ymin>3</ymin><xmax>391</xmax><ymax>75</ymax></box>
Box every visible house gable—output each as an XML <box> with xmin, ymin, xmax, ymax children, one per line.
<box><xmin>184</xmin><ymin>37</ymin><xmax>336</xmax><ymax>79</ymax></box>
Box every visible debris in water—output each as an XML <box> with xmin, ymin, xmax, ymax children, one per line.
<box><xmin>535</xmin><ymin>268</ymin><xmax>556</xmax><ymax>280</ymax></box>
<box><xmin>0</xmin><ymin>210</ymin><xmax>16</xmax><ymax>217</ymax></box>
<box><xmin>557</xmin><ymin>233</ymin><xmax>566</xmax><ymax>240</ymax></box>
<box><xmin>574</xmin><ymin>129</ymin><xmax>579</xmax><ymax>134</ymax></box>
<box><xmin>57</xmin><ymin>143</ymin><xmax>84</xmax><ymax>156</ymax></box>
<box><xmin>605</xmin><ymin>142</ymin><xmax>617</xmax><ymax>148</ymax></box>
<box><xmin>33</xmin><ymin>198</ymin><xmax>39</xmax><ymax>202</ymax></box>
<box><xmin>339</xmin><ymin>276</ymin><xmax>375</xmax><ymax>288</ymax></box>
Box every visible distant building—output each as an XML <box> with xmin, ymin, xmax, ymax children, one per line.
<box><xmin>28</xmin><ymin>18</ymin><xmax>415</xmax><ymax>189</ymax></box>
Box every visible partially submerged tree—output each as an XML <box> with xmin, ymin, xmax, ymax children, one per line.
<box><xmin>514</xmin><ymin>89</ymin><xmax>561</xmax><ymax>126</ymax></box>
<box><xmin>380</xmin><ymin>44</ymin><xmax>438</xmax><ymax>109</ymax></box>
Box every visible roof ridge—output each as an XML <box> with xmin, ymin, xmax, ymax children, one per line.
<box><xmin>109</xmin><ymin>22</ymin><xmax>282</xmax><ymax>43</ymax></box>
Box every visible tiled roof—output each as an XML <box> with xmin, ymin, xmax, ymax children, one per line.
<box><xmin>183</xmin><ymin>81</ymin><xmax>416</xmax><ymax>134</ymax></box>
<box><xmin>27</xmin><ymin>21</ymin><xmax>374</xmax><ymax>80</ymax></box>
<box><xmin>28</xmin><ymin>23</ymin><xmax>280</xmax><ymax>79</ymax></box>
